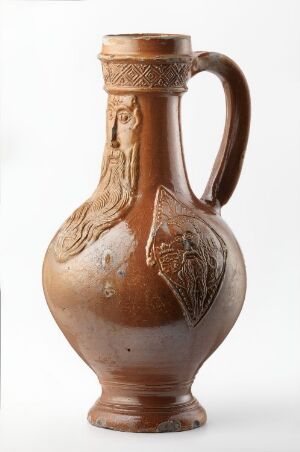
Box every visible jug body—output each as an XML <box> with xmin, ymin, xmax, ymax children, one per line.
<box><xmin>43</xmin><ymin>34</ymin><xmax>250</xmax><ymax>433</ymax></box>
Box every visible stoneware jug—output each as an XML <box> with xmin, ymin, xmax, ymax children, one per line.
<box><xmin>43</xmin><ymin>34</ymin><xmax>250</xmax><ymax>433</ymax></box>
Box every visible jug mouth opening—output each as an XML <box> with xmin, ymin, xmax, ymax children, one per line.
<box><xmin>101</xmin><ymin>33</ymin><xmax>192</xmax><ymax>58</ymax></box>
<box><xmin>103</xmin><ymin>33</ymin><xmax>190</xmax><ymax>40</ymax></box>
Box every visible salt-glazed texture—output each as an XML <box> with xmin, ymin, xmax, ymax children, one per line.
<box><xmin>43</xmin><ymin>34</ymin><xmax>250</xmax><ymax>433</ymax></box>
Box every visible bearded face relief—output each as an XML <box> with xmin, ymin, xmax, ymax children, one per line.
<box><xmin>147</xmin><ymin>187</ymin><xmax>227</xmax><ymax>327</ymax></box>
<box><xmin>100</xmin><ymin>95</ymin><xmax>141</xmax><ymax>194</ymax></box>
<box><xmin>54</xmin><ymin>95</ymin><xmax>141</xmax><ymax>263</ymax></box>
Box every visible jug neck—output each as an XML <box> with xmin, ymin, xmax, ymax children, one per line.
<box><xmin>136</xmin><ymin>93</ymin><xmax>190</xmax><ymax>195</ymax></box>
<box><xmin>98</xmin><ymin>34</ymin><xmax>195</xmax><ymax>197</ymax></box>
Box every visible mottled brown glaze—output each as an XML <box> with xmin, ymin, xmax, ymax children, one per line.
<box><xmin>43</xmin><ymin>34</ymin><xmax>250</xmax><ymax>433</ymax></box>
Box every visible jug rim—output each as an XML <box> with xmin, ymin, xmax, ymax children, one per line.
<box><xmin>103</xmin><ymin>33</ymin><xmax>190</xmax><ymax>40</ymax></box>
<box><xmin>101</xmin><ymin>34</ymin><xmax>192</xmax><ymax>58</ymax></box>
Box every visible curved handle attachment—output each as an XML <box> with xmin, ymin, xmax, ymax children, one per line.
<box><xmin>191</xmin><ymin>51</ymin><xmax>251</xmax><ymax>208</ymax></box>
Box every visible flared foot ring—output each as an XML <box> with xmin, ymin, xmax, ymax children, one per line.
<box><xmin>87</xmin><ymin>397</ymin><xmax>207</xmax><ymax>433</ymax></box>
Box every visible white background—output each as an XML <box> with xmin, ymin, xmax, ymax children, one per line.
<box><xmin>1</xmin><ymin>0</ymin><xmax>300</xmax><ymax>451</ymax></box>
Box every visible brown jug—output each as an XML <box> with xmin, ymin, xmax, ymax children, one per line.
<box><xmin>43</xmin><ymin>34</ymin><xmax>250</xmax><ymax>433</ymax></box>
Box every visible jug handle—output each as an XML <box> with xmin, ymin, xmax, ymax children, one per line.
<box><xmin>190</xmin><ymin>51</ymin><xmax>251</xmax><ymax>208</ymax></box>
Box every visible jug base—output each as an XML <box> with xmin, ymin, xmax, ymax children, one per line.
<box><xmin>87</xmin><ymin>395</ymin><xmax>207</xmax><ymax>433</ymax></box>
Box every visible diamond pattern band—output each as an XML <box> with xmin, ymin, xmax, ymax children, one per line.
<box><xmin>101</xmin><ymin>60</ymin><xmax>192</xmax><ymax>92</ymax></box>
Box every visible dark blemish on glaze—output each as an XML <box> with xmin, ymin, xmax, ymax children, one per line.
<box><xmin>103</xmin><ymin>283</ymin><xmax>116</xmax><ymax>298</ymax></box>
<box><xmin>127</xmin><ymin>348</ymin><xmax>131</xmax><ymax>352</ymax></box>
<box><xmin>102</xmin><ymin>250</ymin><xmax>113</xmax><ymax>269</ymax></box>
<box><xmin>156</xmin><ymin>419</ymin><xmax>181</xmax><ymax>433</ymax></box>
<box><xmin>193</xmin><ymin>420</ymin><xmax>201</xmax><ymax>428</ymax></box>
<box><xmin>117</xmin><ymin>269</ymin><xmax>125</xmax><ymax>278</ymax></box>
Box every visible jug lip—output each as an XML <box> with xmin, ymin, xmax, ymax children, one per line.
<box><xmin>100</xmin><ymin>33</ymin><xmax>192</xmax><ymax>59</ymax></box>
<box><xmin>103</xmin><ymin>33</ymin><xmax>190</xmax><ymax>39</ymax></box>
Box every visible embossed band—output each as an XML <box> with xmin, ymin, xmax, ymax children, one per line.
<box><xmin>100</xmin><ymin>58</ymin><xmax>192</xmax><ymax>93</ymax></box>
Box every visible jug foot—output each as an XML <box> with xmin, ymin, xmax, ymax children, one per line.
<box><xmin>87</xmin><ymin>396</ymin><xmax>207</xmax><ymax>433</ymax></box>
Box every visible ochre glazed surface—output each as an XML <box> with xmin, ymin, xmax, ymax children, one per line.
<box><xmin>43</xmin><ymin>34</ymin><xmax>250</xmax><ymax>433</ymax></box>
